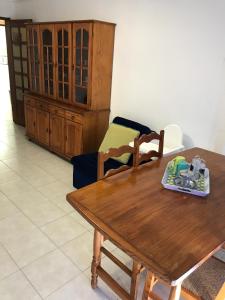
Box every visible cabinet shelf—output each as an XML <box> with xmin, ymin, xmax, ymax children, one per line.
<box><xmin>75</xmin><ymin>46</ymin><xmax>88</xmax><ymax>50</ymax></box>
<box><xmin>75</xmin><ymin>85</ymin><xmax>87</xmax><ymax>88</ymax></box>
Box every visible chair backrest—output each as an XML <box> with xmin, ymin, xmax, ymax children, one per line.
<box><xmin>98</xmin><ymin>145</ymin><xmax>136</xmax><ymax>180</ymax></box>
<box><xmin>112</xmin><ymin>116</ymin><xmax>152</xmax><ymax>166</ymax></box>
<box><xmin>164</xmin><ymin>124</ymin><xmax>183</xmax><ymax>149</ymax></box>
<box><xmin>134</xmin><ymin>130</ymin><xmax>164</xmax><ymax>166</ymax></box>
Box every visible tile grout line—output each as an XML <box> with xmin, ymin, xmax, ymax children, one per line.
<box><xmin>0</xmin><ymin>242</ymin><xmax>45</xmax><ymax>300</ymax></box>
<box><xmin>0</xmin><ymin>125</ymin><xmax>112</xmax><ymax>299</ymax></box>
<box><xmin>1</xmin><ymin>228</ymin><xmax>85</xmax><ymax>299</ymax></box>
<box><xmin>0</xmin><ymin>172</ymin><xmax>87</xmax><ymax>271</ymax></box>
<box><xmin>0</xmin><ymin>185</ymin><xmax>94</xmax><ymax>268</ymax></box>
<box><xmin>0</xmin><ymin>187</ymin><xmax>66</xmax><ymax>226</ymax></box>
<box><xmin>0</xmin><ymin>160</ymin><xmax>74</xmax><ymax>194</ymax></box>
<box><xmin>0</xmin><ymin>189</ymin><xmax>85</xmax><ymax>272</ymax></box>
<box><xmin>0</xmin><ymin>242</ymin><xmax>20</xmax><ymax>282</ymax></box>
<box><xmin>20</xmin><ymin>269</ymin><xmax>45</xmax><ymax>300</ymax></box>
<box><xmin>0</xmin><ymin>190</ymin><xmax>95</xmax><ymax>273</ymax></box>
<box><xmin>0</xmin><ymin>146</ymin><xmax>73</xmax><ymax>195</ymax></box>
<box><xmin>41</xmin><ymin>273</ymin><xmax>82</xmax><ymax>299</ymax></box>
<box><xmin>0</xmin><ymin>173</ymin><xmax>71</xmax><ymax>225</ymax></box>
<box><xmin>0</xmin><ymin>193</ymin><xmax>91</xmax><ymax>292</ymax></box>
<box><xmin>43</xmin><ymin>248</ymin><xmax>128</xmax><ymax>300</ymax></box>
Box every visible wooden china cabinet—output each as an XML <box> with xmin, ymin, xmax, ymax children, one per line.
<box><xmin>24</xmin><ymin>20</ymin><xmax>115</xmax><ymax>159</ymax></box>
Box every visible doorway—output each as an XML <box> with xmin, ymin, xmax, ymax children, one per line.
<box><xmin>0</xmin><ymin>17</ymin><xmax>32</xmax><ymax>126</ymax></box>
<box><xmin>0</xmin><ymin>21</ymin><xmax>12</xmax><ymax>123</ymax></box>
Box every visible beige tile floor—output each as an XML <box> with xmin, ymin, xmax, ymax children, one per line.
<box><xmin>0</xmin><ymin>111</ymin><xmax>173</xmax><ymax>300</ymax></box>
<box><xmin>0</xmin><ymin>117</ymin><xmax>224</xmax><ymax>299</ymax></box>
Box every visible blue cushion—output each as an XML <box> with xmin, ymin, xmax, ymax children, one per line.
<box><xmin>113</xmin><ymin>116</ymin><xmax>152</xmax><ymax>136</ymax></box>
<box><xmin>72</xmin><ymin>152</ymin><xmax>124</xmax><ymax>189</ymax></box>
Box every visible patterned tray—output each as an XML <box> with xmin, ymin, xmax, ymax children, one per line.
<box><xmin>161</xmin><ymin>162</ymin><xmax>210</xmax><ymax>197</ymax></box>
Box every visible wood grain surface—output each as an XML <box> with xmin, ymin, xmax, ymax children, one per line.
<box><xmin>67</xmin><ymin>148</ymin><xmax>225</xmax><ymax>284</ymax></box>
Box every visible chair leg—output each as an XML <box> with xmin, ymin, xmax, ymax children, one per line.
<box><xmin>168</xmin><ymin>284</ymin><xmax>182</xmax><ymax>300</ymax></box>
<box><xmin>142</xmin><ymin>271</ymin><xmax>156</xmax><ymax>300</ymax></box>
<box><xmin>91</xmin><ymin>229</ymin><xmax>103</xmax><ymax>289</ymax></box>
<box><xmin>130</xmin><ymin>260</ymin><xmax>142</xmax><ymax>300</ymax></box>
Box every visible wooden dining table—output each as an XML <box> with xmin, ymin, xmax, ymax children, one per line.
<box><xmin>67</xmin><ymin>147</ymin><xmax>225</xmax><ymax>299</ymax></box>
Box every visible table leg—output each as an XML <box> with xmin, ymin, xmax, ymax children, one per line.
<box><xmin>168</xmin><ymin>284</ymin><xmax>181</xmax><ymax>300</ymax></box>
<box><xmin>91</xmin><ymin>229</ymin><xmax>103</xmax><ymax>289</ymax></box>
<box><xmin>130</xmin><ymin>260</ymin><xmax>142</xmax><ymax>300</ymax></box>
<box><xmin>142</xmin><ymin>271</ymin><xmax>156</xmax><ymax>300</ymax></box>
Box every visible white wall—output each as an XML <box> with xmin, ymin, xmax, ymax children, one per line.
<box><xmin>12</xmin><ymin>0</ymin><xmax>225</xmax><ymax>153</ymax></box>
<box><xmin>0</xmin><ymin>0</ymin><xmax>16</xmax><ymax>17</ymax></box>
<box><xmin>0</xmin><ymin>27</ymin><xmax>7</xmax><ymax>57</ymax></box>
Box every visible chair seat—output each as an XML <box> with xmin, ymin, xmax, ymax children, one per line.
<box><xmin>71</xmin><ymin>152</ymin><xmax>124</xmax><ymax>189</ymax></box>
<box><xmin>182</xmin><ymin>257</ymin><xmax>225</xmax><ymax>300</ymax></box>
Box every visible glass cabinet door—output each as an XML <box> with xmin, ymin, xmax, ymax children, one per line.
<box><xmin>27</xmin><ymin>25</ymin><xmax>41</xmax><ymax>93</ymax></box>
<box><xmin>55</xmin><ymin>24</ymin><xmax>71</xmax><ymax>102</ymax></box>
<box><xmin>72</xmin><ymin>23</ymin><xmax>92</xmax><ymax>106</ymax></box>
<box><xmin>40</xmin><ymin>24</ymin><xmax>55</xmax><ymax>98</ymax></box>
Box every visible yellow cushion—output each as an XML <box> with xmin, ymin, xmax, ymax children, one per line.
<box><xmin>99</xmin><ymin>123</ymin><xmax>140</xmax><ymax>164</ymax></box>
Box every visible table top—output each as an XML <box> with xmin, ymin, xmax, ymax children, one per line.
<box><xmin>67</xmin><ymin>147</ymin><xmax>225</xmax><ymax>285</ymax></box>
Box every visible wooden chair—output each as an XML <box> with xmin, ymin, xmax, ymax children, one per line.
<box><xmin>93</xmin><ymin>144</ymin><xmax>145</xmax><ymax>300</ymax></box>
<box><xmin>142</xmin><ymin>257</ymin><xmax>225</xmax><ymax>300</ymax></box>
<box><xmin>97</xmin><ymin>144</ymin><xmax>136</xmax><ymax>180</ymax></box>
<box><xmin>134</xmin><ymin>130</ymin><xmax>164</xmax><ymax>167</ymax></box>
<box><xmin>71</xmin><ymin>116</ymin><xmax>152</xmax><ymax>189</ymax></box>
<box><xmin>94</xmin><ymin>133</ymin><xmax>164</xmax><ymax>299</ymax></box>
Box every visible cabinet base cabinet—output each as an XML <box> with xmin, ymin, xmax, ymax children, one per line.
<box><xmin>24</xmin><ymin>94</ymin><xmax>110</xmax><ymax>160</ymax></box>
<box><xmin>36</xmin><ymin>109</ymin><xmax>50</xmax><ymax>146</ymax></box>
<box><xmin>50</xmin><ymin>115</ymin><xmax>65</xmax><ymax>154</ymax></box>
<box><xmin>25</xmin><ymin>105</ymin><xmax>36</xmax><ymax>138</ymax></box>
<box><xmin>65</xmin><ymin>120</ymin><xmax>82</xmax><ymax>158</ymax></box>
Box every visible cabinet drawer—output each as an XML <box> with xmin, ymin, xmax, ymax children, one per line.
<box><xmin>36</xmin><ymin>101</ymin><xmax>48</xmax><ymax>111</ymax></box>
<box><xmin>65</xmin><ymin>111</ymin><xmax>83</xmax><ymax>123</ymax></box>
<box><xmin>24</xmin><ymin>97</ymin><xmax>36</xmax><ymax>107</ymax></box>
<box><xmin>49</xmin><ymin>105</ymin><xmax>65</xmax><ymax>117</ymax></box>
